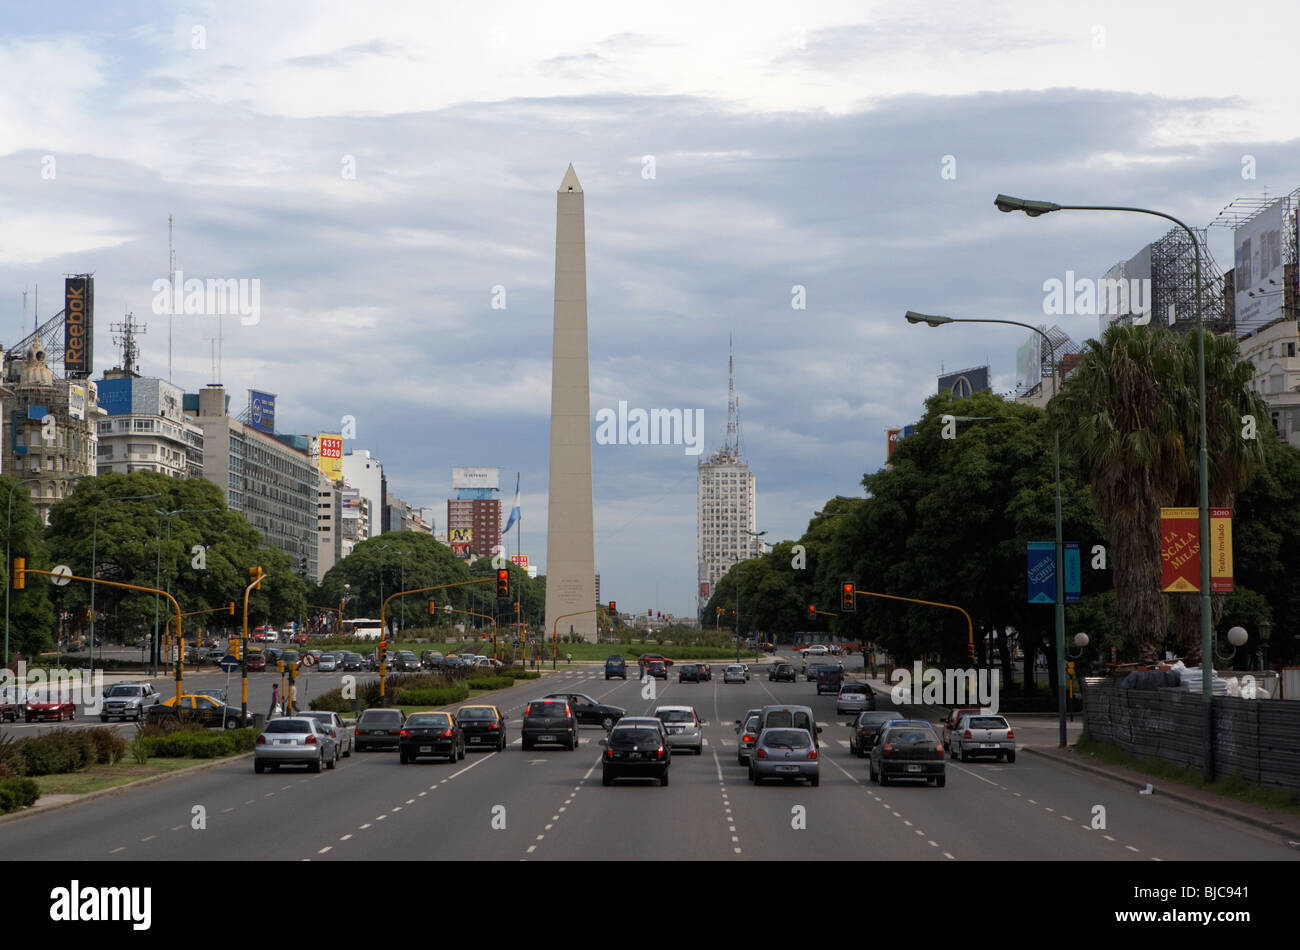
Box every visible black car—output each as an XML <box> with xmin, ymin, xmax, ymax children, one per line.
<box><xmin>400</xmin><ymin>711</ymin><xmax>464</xmax><ymax>763</ymax></box>
<box><xmin>698</xmin><ymin>664</ymin><xmax>712</xmax><ymax>682</ymax></box>
<box><xmin>816</xmin><ymin>666</ymin><xmax>844</xmax><ymax>694</ymax></box>
<box><xmin>420</xmin><ymin>650</ymin><xmax>444</xmax><ymax>670</ymax></box>
<box><xmin>146</xmin><ymin>695</ymin><xmax>251</xmax><ymax>729</ymax></box>
<box><xmin>457</xmin><ymin>705</ymin><xmax>507</xmax><ymax>750</ymax></box>
<box><xmin>769</xmin><ymin>663</ymin><xmax>796</xmax><ymax>682</ymax></box>
<box><xmin>605</xmin><ymin>655</ymin><xmax>627</xmax><ymax>679</ymax></box>
<box><xmin>677</xmin><ymin>663</ymin><xmax>701</xmax><ymax>683</ymax></box>
<box><xmin>542</xmin><ymin>693</ymin><xmax>625</xmax><ymax>730</ymax></box>
<box><xmin>393</xmin><ymin>651</ymin><xmax>421</xmax><ymax>672</ymax></box>
<box><xmin>522</xmin><ymin>698</ymin><xmax>579</xmax><ymax>750</ymax></box>
<box><xmin>601</xmin><ymin>722</ymin><xmax>671</xmax><ymax>786</ymax></box>
<box><xmin>849</xmin><ymin>711</ymin><xmax>909</xmax><ymax>757</ymax></box>
<box><xmin>354</xmin><ymin>707</ymin><xmax>406</xmax><ymax>751</ymax></box>
<box><xmin>645</xmin><ymin>661</ymin><xmax>668</xmax><ymax>680</ymax></box>
<box><xmin>340</xmin><ymin>653</ymin><xmax>364</xmax><ymax>672</ymax></box>
<box><xmin>869</xmin><ymin>722</ymin><xmax>946</xmax><ymax>787</ymax></box>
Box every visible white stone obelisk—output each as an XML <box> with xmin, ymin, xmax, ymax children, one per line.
<box><xmin>544</xmin><ymin>164</ymin><xmax>598</xmax><ymax>643</ymax></box>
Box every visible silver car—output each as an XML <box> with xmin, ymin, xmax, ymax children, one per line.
<box><xmin>736</xmin><ymin>714</ymin><xmax>760</xmax><ymax>765</ymax></box>
<box><xmin>254</xmin><ymin>717</ymin><xmax>339</xmax><ymax>773</ymax></box>
<box><xmin>749</xmin><ymin>727</ymin><xmax>819</xmax><ymax>786</ymax></box>
<box><xmin>316</xmin><ymin>653</ymin><xmax>338</xmax><ymax>672</ymax></box>
<box><xmin>654</xmin><ymin>706</ymin><xmax>705</xmax><ymax>754</ymax></box>
<box><xmin>723</xmin><ymin>664</ymin><xmax>746</xmax><ymax>684</ymax></box>
<box><xmin>950</xmin><ymin>714</ymin><xmax>1016</xmax><ymax>763</ymax></box>
<box><xmin>835</xmin><ymin>682</ymin><xmax>875</xmax><ymax>715</ymax></box>
<box><xmin>298</xmin><ymin>709</ymin><xmax>355</xmax><ymax>756</ymax></box>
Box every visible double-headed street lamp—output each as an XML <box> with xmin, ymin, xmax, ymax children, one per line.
<box><xmin>905</xmin><ymin>311</ymin><xmax>1069</xmax><ymax>748</ymax></box>
<box><xmin>995</xmin><ymin>194</ymin><xmax>1214</xmax><ymax>778</ymax></box>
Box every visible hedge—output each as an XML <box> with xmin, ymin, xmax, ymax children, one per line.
<box><xmin>392</xmin><ymin>684</ymin><xmax>469</xmax><ymax>707</ymax></box>
<box><xmin>140</xmin><ymin>729</ymin><xmax>258</xmax><ymax>758</ymax></box>
<box><xmin>0</xmin><ymin>777</ymin><xmax>40</xmax><ymax>813</ymax></box>
<box><xmin>466</xmin><ymin>676</ymin><xmax>514</xmax><ymax>691</ymax></box>
<box><xmin>16</xmin><ymin>731</ymin><xmax>94</xmax><ymax>776</ymax></box>
<box><xmin>85</xmin><ymin>727</ymin><xmax>128</xmax><ymax>765</ymax></box>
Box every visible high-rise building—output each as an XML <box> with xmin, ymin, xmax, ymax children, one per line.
<box><xmin>316</xmin><ymin>472</ymin><xmax>341</xmax><ymax>582</ymax></box>
<box><xmin>697</xmin><ymin>338</ymin><xmax>761</xmax><ymax>615</ymax></box>
<box><xmin>341</xmin><ymin>450</ymin><xmax>385</xmax><ymax>540</ymax></box>
<box><xmin>446</xmin><ymin>469</ymin><xmax>501</xmax><ymax>559</ymax></box>
<box><xmin>95</xmin><ymin>370</ymin><xmax>203</xmax><ymax>479</ymax></box>
<box><xmin>1240</xmin><ymin>318</ymin><xmax>1300</xmax><ymax>449</ymax></box>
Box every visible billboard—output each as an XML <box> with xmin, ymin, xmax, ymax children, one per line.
<box><xmin>450</xmin><ymin>527</ymin><xmax>473</xmax><ymax>557</ymax></box>
<box><xmin>316</xmin><ymin>434</ymin><xmax>343</xmax><ymax>480</ymax></box>
<box><xmin>248</xmin><ymin>390</ymin><xmax>276</xmax><ymax>434</ymax></box>
<box><xmin>1234</xmin><ymin>198</ymin><xmax>1287</xmax><ymax>335</ymax></box>
<box><xmin>96</xmin><ymin>377</ymin><xmax>133</xmax><ymax>416</ymax></box>
<box><xmin>886</xmin><ymin>424</ymin><xmax>917</xmax><ymax>462</ymax></box>
<box><xmin>938</xmin><ymin>366</ymin><xmax>989</xmax><ymax>398</ymax></box>
<box><xmin>1160</xmin><ymin>507</ymin><xmax>1200</xmax><ymax>592</ymax></box>
<box><xmin>1211</xmin><ymin>508</ymin><xmax>1233</xmax><ymax>593</ymax></box>
<box><xmin>510</xmin><ymin>554</ymin><xmax>529</xmax><ymax>569</ymax></box>
<box><xmin>452</xmin><ymin>467</ymin><xmax>499</xmax><ymax>490</ymax></box>
<box><xmin>341</xmin><ymin>488</ymin><xmax>361</xmax><ymax>519</ymax></box>
<box><xmin>67</xmin><ymin>385</ymin><xmax>86</xmax><ymax>420</ymax></box>
<box><xmin>63</xmin><ymin>276</ymin><xmax>94</xmax><ymax>378</ymax></box>
<box><xmin>1016</xmin><ymin>332</ymin><xmax>1042</xmax><ymax>391</ymax></box>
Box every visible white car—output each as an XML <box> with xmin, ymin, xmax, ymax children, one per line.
<box><xmin>802</xmin><ymin>644</ymin><xmax>829</xmax><ymax>656</ymax></box>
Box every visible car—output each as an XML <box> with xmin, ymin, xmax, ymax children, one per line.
<box><xmin>541</xmin><ymin>693</ymin><xmax>625</xmax><ymax>730</ymax></box>
<box><xmin>24</xmin><ymin>691</ymin><xmax>77</xmax><ymax>722</ymax></box>
<box><xmin>723</xmin><ymin>664</ymin><xmax>746</xmax><ymax>684</ymax></box>
<box><xmin>654</xmin><ymin>705</ymin><xmax>705</xmax><ymax>754</ymax></box>
<box><xmin>869</xmin><ymin>722</ymin><xmax>945</xmax><ymax>787</ymax></box>
<box><xmin>298</xmin><ymin>710</ymin><xmax>355</xmax><ymax>755</ymax></box>
<box><xmin>802</xmin><ymin>644</ymin><xmax>829</xmax><ymax>656</ymax></box>
<box><xmin>457</xmin><ymin>705</ymin><xmax>508</xmax><ymax>750</ymax></box>
<box><xmin>148</xmin><ymin>694</ymin><xmax>251</xmax><ymax>729</ymax></box>
<box><xmin>521</xmin><ymin>698</ymin><xmax>579</xmax><ymax>750</ymax></box>
<box><xmin>759</xmin><ymin>642</ymin><xmax>777</xmax><ymax>654</ymax></box>
<box><xmin>614</xmin><ymin>716</ymin><xmax>670</xmax><ymax>743</ymax></box>
<box><xmin>637</xmin><ymin>653</ymin><xmax>673</xmax><ymax>671</ymax></box>
<box><xmin>849</xmin><ymin>710</ymin><xmax>909</xmax><ymax>757</ymax></box>
<box><xmin>601</xmin><ymin>721</ymin><xmax>671</xmax><ymax>786</ymax></box>
<box><xmin>354</xmin><ymin>707</ymin><xmax>406</xmax><ymax>751</ymax></box>
<box><xmin>756</xmin><ymin>705</ymin><xmax>821</xmax><ymax>746</ymax></box>
<box><xmin>420</xmin><ymin>650</ymin><xmax>444</xmax><ymax>670</ymax></box>
<box><xmin>246</xmin><ymin>653</ymin><xmax>267</xmax><ymax>671</ymax></box>
<box><xmin>281</xmin><ymin>650</ymin><xmax>302</xmax><ymax>668</ymax></box>
<box><xmin>835</xmin><ymin>682</ymin><xmax>875</xmax><ymax>713</ymax></box>
<box><xmin>806</xmin><ymin>662</ymin><xmax>832</xmax><ymax>682</ymax></box>
<box><xmin>750</xmin><ymin>727</ymin><xmax>819</xmax><ymax>786</ymax></box>
<box><xmin>677</xmin><ymin>663</ymin><xmax>701</xmax><ymax>683</ymax></box>
<box><xmin>950</xmin><ymin>713</ymin><xmax>1016</xmax><ymax>763</ymax></box>
<box><xmin>736</xmin><ymin>714</ymin><xmax>761</xmax><ymax>765</ymax></box>
<box><xmin>316</xmin><ymin>653</ymin><xmax>338</xmax><ymax>672</ymax></box>
<box><xmin>340</xmin><ymin>653</ymin><xmax>363</xmax><ymax>672</ymax></box>
<box><xmin>698</xmin><ymin>663</ymin><xmax>712</xmax><ymax>681</ymax></box>
<box><xmin>255</xmin><ymin>717</ymin><xmax>338</xmax><ymax>773</ymax></box>
<box><xmin>645</xmin><ymin>660</ymin><xmax>668</xmax><ymax>680</ymax></box>
<box><xmin>0</xmin><ymin>686</ymin><xmax>31</xmax><ymax>723</ymax></box>
<box><xmin>941</xmin><ymin>708</ymin><xmax>985</xmax><ymax>753</ymax></box>
<box><xmin>265</xmin><ymin>648</ymin><xmax>284</xmax><ymax>666</ymax></box>
<box><xmin>769</xmin><ymin>663</ymin><xmax>796</xmax><ymax>682</ymax></box>
<box><xmin>829</xmin><ymin>644</ymin><xmax>844</xmax><ymax>656</ymax></box>
<box><xmin>816</xmin><ymin>666</ymin><xmax>845</xmax><ymax>694</ymax></box>
<box><xmin>99</xmin><ymin>682</ymin><xmax>162</xmax><ymax>721</ymax></box>
<box><xmin>604</xmin><ymin>655</ymin><xmax>627</xmax><ymax>679</ymax></box>
<box><xmin>393</xmin><ymin>651</ymin><xmax>421</xmax><ymax>672</ymax></box>
<box><xmin>400</xmin><ymin>710</ymin><xmax>464</xmax><ymax>763</ymax></box>
<box><xmin>733</xmin><ymin>708</ymin><xmax>762</xmax><ymax>735</ymax></box>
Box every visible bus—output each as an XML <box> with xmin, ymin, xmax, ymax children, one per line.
<box><xmin>341</xmin><ymin>619</ymin><xmax>385</xmax><ymax>640</ymax></box>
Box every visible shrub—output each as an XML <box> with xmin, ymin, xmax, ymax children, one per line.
<box><xmin>466</xmin><ymin>676</ymin><xmax>513</xmax><ymax>691</ymax></box>
<box><xmin>85</xmin><ymin>727</ymin><xmax>129</xmax><ymax>765</ymax></box>
<box><xmin>140</xmin><ymin>729</ymin><xmax>257</xmax><ymax>759</ymax></box>
<box><xmin>0</xmin><ymin>777</ymin><xmax>40</xmax><ymax>813</ymax></box>
<box><xmin>129</xmin><ymin>735</ymin><xmax>150</xmax><ymax>765</ymax></box>
<box><xmin>501</xmin><ymin>669</ymin><xmax>540</xmax><ymax>680</ymax></box>
<box><xmin>16</xmin><ymin>730</ymin><xmax>94</xmax><ymax>776</ymax></box>
<box><xmin>392</xmin><ymin>684</ymin><xmax>469</xmax><ymax>707</ymax></box>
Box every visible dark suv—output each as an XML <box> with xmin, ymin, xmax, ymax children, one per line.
<box><xmin>354</xmin><ymin>708</ymin><xmax>406</xmax><ymax>751</ymax></box>
<box><xmin>678</xmin><ymin>663</ymin><xmax>700</xmax><ymax>683</ymax></box>
<box><xmin>816</xmin><ymin>666</ymin><xmax>844</xmax><ymax>694</ymax></box>
<box><xmin>521</xmin><ymin>698</ymin><xmax>579</xmax><ymax>750</ymax></box>
<box><xmin>605</xmin><ymin>655</ymin><xmax>627</xmax><ymax>680</ymax></box>
<box><xmin>601</xmin><ymin>722</ymin><xmax>671</xmax><ymax>786</ymax></box>
<box><xmin>769</xmin><ymin>663</ymin><xmax>796</xmax><ymax>682</ymax></box>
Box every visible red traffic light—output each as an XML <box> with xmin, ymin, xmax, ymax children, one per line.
<box><xmin>496</xmin><ymin>568</ymin><xmax>510</xmax><ymax>597</ymax></box>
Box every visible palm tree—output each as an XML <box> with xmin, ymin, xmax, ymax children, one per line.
<box><xmin>1049</xmin><ymin>324</ymin><xmax>1191</xmax><ymax>663</ymax></box>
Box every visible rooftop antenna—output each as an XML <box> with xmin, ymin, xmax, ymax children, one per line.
<box><xmin>22</xmin><ymin>289</ymin><xmax>27</xmax><ymax>339</ymax></box>
<box><xmin>724</xmin><ymin>333</ymin><xmax>739</xmax><ymax>458</ymax></box>
<box><xmin>168</xmin><ymin>214</ymin><xmax>175</xmax><ymax>382</ymax></box>
<box><xmin>111</xmin><ymin>310</ymin><xmax>147</xmax><ymax>376</ymax></box>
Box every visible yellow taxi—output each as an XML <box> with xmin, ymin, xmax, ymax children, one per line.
<box><xmin>456</xmin><ymin>704</ymin><xmax>507</xmax><ymax>751</ymax></box>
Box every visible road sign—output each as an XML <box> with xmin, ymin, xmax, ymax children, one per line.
<box><xmin>218</xmin><ymin>655</ymin><xmax>240</xmax><ymax>673</ymax></box>
<box><xmin>300</xmin><ymin>653</ymin><xmax>318</xmax><ymax>667</ymax></box>
<box><xmin>51</xmin><ymin>565</ymin><xmax>73</xmax><ymax>586</ymax></box>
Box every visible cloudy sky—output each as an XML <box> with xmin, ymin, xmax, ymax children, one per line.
<box><xmin>2</xmin><ymin>0</ymin><xmax>1298</xmax><ymax>615</ymax></box>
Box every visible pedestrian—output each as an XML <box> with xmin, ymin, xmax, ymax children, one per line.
<box><xmin>269</xmin><ymin>683</ymin><xmax>280</xmax><ymax>719</ymax></box>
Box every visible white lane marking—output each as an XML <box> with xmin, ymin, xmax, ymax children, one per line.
<box><xmin>536</xmin><ymin>834</ymin><xmax>544</xmax><ymax>841</ymax></box>
<box><xmin>377</xmin><ymin>815</ymin><xmax>387</xmax><ymax>821</ymax></box>
<box><xmin>1126</xmin><ymin>845</ymin><xmax>1140</xmax><ymax>853</ymax></box>
<box><xmin>944</xmin><ymin>852</ymin><xmax>955</xmax><ymax>859</ymax></box>
<box><xmin>245</xmin><ymin>799</ymin><xmax>255</xmax><ymax>804</ymax></box>
<box><xmin>545</xmin><ymin>824</ymin><xmax>553</xmax><ymax>830</ymax></box>
<box><xmin>949</xmin><ymin>762</ymin><xmax>1000</xmax><ymax>786</ymax></box>
<box><xmin>1152</xmin><ymin>857</ymin><xmax>1162</xmax><ymax>862</ymax></box>
<box><xmin>141</xmin><ymin>835</ymin><xmax>156</xmax><ymax>842</ymax></box>
<box><xmin>340</xmin><ymin>834</ymin><xmax>352</xmax><ymax>841</ymax></box>
<box><xmin>527</xmin><ymin>845</ymin><xmax>536</xmax><ymax>854</ymax></box>
<box><xmin>418</xmin><ymin>792</ymin><xmax>427</xmax><ymax>797</ymax></box>
<box><xmin>1104</xmin><ymin>835</ymin><xmax>1115</xmax><ymax>841</ymax></box>
<box><xmin>391</xmin><ymin>807</ymin><xmax>402</xmax><ymax>812</ymax></box>
<box><xmin>1028</xmin><ymin>799</ymin><xmax>1037</xmax><ymax>804</ymax></box>
<box><xmin>928</xmin><ymin>841</ymin><xmax>938</xmax><ymax>847</ymax></box>
<box><xmin>110</xmin><ymin>847</ymin><xmax>125</xmax><ymax>854</ymax></box>
<box><xmin>903</xmin><ymin>820</ymin><xmax>912</xmax><ymax>827</ymax></box>
<box><xmin>318</xmin><ymin>846</ymin><xmax>332</xmax><ymax>854</ymax></box>
<box><xmin>406</xmin><ymin>799</ymin><xmax>415</xmax><ymax>804</ymax></box>
<box><xmin>360</xmin><ymin>823</ymin><xmax>371</xmax><ymax>830</ymax></box>
<box><xmin>171</xmin><ymin>825</ymin><xmax>183</xmax><ymax>831</ymax></box>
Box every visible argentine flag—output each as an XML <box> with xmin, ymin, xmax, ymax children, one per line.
<box><xmin>502</xmin><ymin>473</ymin><xmax>521</xmax><ymax>535</ymax></box>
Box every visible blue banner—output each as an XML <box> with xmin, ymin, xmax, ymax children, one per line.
<box><xmin>1065</xmin><ymin>542</ymin><xmax>1081</xmax><ymax>604</ymax></box>
<box><xmin>1027</xmin><ymin>542</ymin><xmax>1055</xmax><ymax>603</ymax></box>
<box><xmin>249</xmin><ymin>390</ymin><xmax>276</xmax><ymax>434</ymax></box>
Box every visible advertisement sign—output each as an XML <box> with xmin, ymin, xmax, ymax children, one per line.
<box><xmin>63</xmin><ymin>276</ymin><xmax>94</xmax><ymax>378</ymax></box>
<box><xmin>67</xmin><ymin>385</ymin><xmax>86</xmax><ymax>420</ymax></box>
<box><xmin>510</xmin><ymin>554</ymin><xmax>529</xmax><ymax>569</ymax></box>
<box><xmin>316</xmin><ymin>434</ymin><xmax>343</xmax><ymax>480</ymax></box>
<box><xmin>1211</xmin><ymin>508</ymin><xmax>1233</xmax><ymax>593</ymax></box>
<box><xmin>341</xmin><ymin>489</ymin><xmax>361</xmax><ymax>519</ymax></box>
<box><xmin>248</xmin><ymin>390</ymin><xmax>276</xmax><ymax>434</ymax></box>
<box><xmin>96</xmin><ymin>377</ymin><xmax>133</xmax><ymax>416</ymax></box>
<box><xmin>1017</xmin><ymin>331</ymin><xmax>1043</xmax><ymax>391</ymax></box>
<box><xmin>450</xmin><ymin>527</ymin><xmax>473</xmax><ymax>557</ymax></box>
<box><xmin>1160</xmin><ymin>508</ymin><xmax>1201</xmax><ymax>592</ymax></box>
<box><xmin>1027</xmin><ymin>542</ymin><xmax>1055</xmax><ymax>603</ymax></box>
<box><xmin>452</xmin><ymin>467</ymin><xmax>499</xmax><ymax>490</ymax></box>
<box><xmin>886</xmin><ymin>428</ymin><xmax>902</xmax><ymax>461</ymax></box>
<box><xmin>1064</xmin><ymin>541</ymin><xmax>1081</xmax><ymax>604</ymax></box>
<box><xmin>699</xmin><ymin>581</ymin><xmax>710</xmax><ymax>600</ymax></box>
<box><xmin>1234</xmin><ymin>199</ymin><xmax>1287</xmax><ymax>335</ymax></box>
<box><xmin>937</xmin><ymin>366</ymin><xmax>990</xmax><ymax>398</ymax></box>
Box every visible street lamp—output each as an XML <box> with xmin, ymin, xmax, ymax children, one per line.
<box><xmin>153</xmin><ymin>507</ymin><xmax>219</xmax><ymax>673</ymax></box>
<box><xmin>1219</xmin><ymin>625</ymin><xmax>1248</xmax><ymax>662</ymax></box>
<box><xmin>1258</xmin><ymin>620</ymin><xmax>1272</xmax><ymax>672</ymax></box>
<box><xmin>88</xmin><ymin>492</ymin><xmax>162</xmax><ymax>675</ymax></box>
<box><xmin>736</xmin><ymin>530</ymin><xmax>766</xmax><ymax>660</ymax></box>
<box><xmin>905</xmin><ymin>310</ymin><xmax>1069</xmax><ymax>747</ymax></box>
<box><xmin>996</xmin><ymin>192</ymin><xmax>1214</xmax><ymax>779</ymax></box>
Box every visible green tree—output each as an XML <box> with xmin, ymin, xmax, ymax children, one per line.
<box><xmin>0</xmin><ymin>476</ymin><xmax>57</xmax><ymax>659</ymax></box>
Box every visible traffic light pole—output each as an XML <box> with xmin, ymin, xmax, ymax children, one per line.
<box><xmin>241</xmin><ymin>569</ymin><xmax>265</xmax><ymax>723</ymax></box>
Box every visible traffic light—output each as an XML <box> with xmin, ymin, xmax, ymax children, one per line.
<box><xmin>230</xmin><ymin>638</ymin><xmax>240</xmax><ymax>659</ymax></box>
<box><xmin>496</xmin><ymin>568</ymin><xmax>510</xmax><ymax>597</ymax></box>
<box><xmin>808</xmin><ymin>604</ymin><xmax>815</xmax><ymax>617</ymax></box>
<box><xmin>429</xmin><ymin>600</ymin><xmax>437</xmax><ymax>615</ymax></box>
<box><xmin>227</xmin><ymin>601</ymin><xmax>235</xmax><ymax>615</ymax></box>
<box><xmin>249</xmin><ymin>565</ymin><xmax>264</xmax><ymax>585</ymax></box>
<box><xmin>378</xmin><ymin>641</ymin><xmax>388</xmax><ymax>664</ymax></box>
<box><xmin>1067</xmin><ymin>661</ymin><xmax>1076</xmax><ymax>676</ymax></box>
<box><xmin>12</xmin><ymin>557</ymin><xmax>24</xmax><ymax>590</ymax></box>
<box><xmin>608</xmin><ymin>601</ymin><xmax>616</xmax><ymax>616</ymax></box>
<box><xmin>648</xmin><ymin>609</ymin><xmax>652</xmax><ymax>617</ymax></box>
<box><xmin>841</xmin><ymin>582</ymin><xmax>855</xmax><ymax>612</ymax></box>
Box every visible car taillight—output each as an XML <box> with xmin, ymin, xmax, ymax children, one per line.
<box><xmin>882</xmin><ymin>743</ymin><xmax>892</xmax><ymax>756</ymax></box>
<box><xmin>256</xmin><ymin>735</ymin><xmax>266</xmax><ymax>744</ymax></box>
<box><xmin>305</xmin><ymin>735</ymin><xmax>317</xmax><ymax>745</ymax></box>
<box><xmin>656</xmin><ymin>746</ymin><xmax>665</xmax><ymax>759</ymax></box>
<box><xmin>743</xmin><ymin>734</ymin><xmax>754</xmax><ymax>742</ymax></box>
<box><xmin>441</xmin><ymin>729</ymin><xmax>453</xmax><ymax>738</ymax></box>
<box><xmin>488</xmin><ymin>722</ymin><xmax>499</xmax><ymax>730</ymax></box>
<box><xmin>399</xmin><ymin>729</ymin><xmax>408</xmax><ymax>737</ymax></box>
<box><xmin>936</xmin><ymin>744</ymin><xmax>945</xmax><ymax>754</ymax></box>
<box><xmin>1006</xmin><ymin>729</ymin><xmax>1014</xmax><ymax>740</ymax></box>
<box><xmin>756</xmin><ymin>748</ymin><xmax>767</xmax><ymax>759</ymax></box>
<box><xmin>963</xmin><ymin>729</ymin><xmax>972</xmax><ymax>739</ymax></box>
<box><xmin>808</xmin><ymin>748</ymin><xmax>818</xmax><ymax>759</ymax></box>
<box><xmin>606</xmin><ymin>748</ymin><xmax>613</xmax><ymax>758</ymax></box>
<box><xmin>356</xmin><ymin>728</ymin><xmax>366</xmax><ymax>734</ymax></box>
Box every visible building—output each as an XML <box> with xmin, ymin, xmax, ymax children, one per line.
<box><xmin>447</xmin><ymin>467</ymin><xmax>501</xmax><ymax>559</ymax></box>
<box><xmin>316</xmin><ymin>472</ymin><xmax>342</xmax><ymax>581</ymax></box>
<box><xmin>1</xmin><ymin>342</ymin><xmax>102</xmax><ymax>523</ymax></box>
<box><xmin>186</xmin><ymin>385</ymin><xmax>317</xmax><ymax>578</ymax></box>
<box><xmin>341</xmin><ymin>449</ymin><xmax>386</xmax><ymax>539</ymax></box>
<box><xmin>386</xmin><ymin>495</ymin><xmax>433</xmax><ymax>535</ymax></box>
<box><xmin>94</xmin><ymin>371</ymin><xmax>203</xmax><ymax>479</ymax></box>
<box><xmin>1240</xmin><ymin>318</ymin><xmax>1300</xmax><ymax>449</ymax></box>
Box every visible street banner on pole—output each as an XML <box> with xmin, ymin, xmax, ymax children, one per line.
<box><xmin>1064</xmin><ymin>542</ymin><xmax>1081</xmax><ymax>604</ymax></box>
<box><xmin>1160</xmin><ymin>507</ymin><xmax>1201</xmax><ymax>592</ymax></box>
<box><xmin>1211</xmin><ymin>507</ymin><xmax>1233</xmax><ymax>593</ymax></box>
<box><xmin>1027</xmin><ymin>542</ymin><xmax>1054</xmax><ymax>603</ymax></box>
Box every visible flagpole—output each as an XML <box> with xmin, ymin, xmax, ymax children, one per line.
<box><xmin>516</xmin><ymin>471</ymin><xmax>521</xmax><ymax>644</ymax></box>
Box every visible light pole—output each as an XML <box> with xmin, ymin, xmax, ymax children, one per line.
<box><xmin>905</xmin><ymin>311</ymin><xmax>1070</xmax><ymax>747</ymax></box>
<box><xmin>373</xmin><ymin>546</ymin><xmax>411</xmax><ymax>637</ymax></box>
<box><xmin>153</xmin><ymin>507</ymin><xmax>218</xmax><ymax>673</ymax></box>
<box><xmin>995</xmin><ymin>194</ymin><xmax>1214</xmax><ymax>777</ymax></box>
<box><xmin>737</xmin><ymin>530</ymin><xmax>766</xmax><ymax>660</ymax></box>
<box><xmin>5</xmin><ymin>474</ymin><xmax>86</xmax><ymax>668</ymax></box>
<box><xmin>88</xmin><ymin>493</ymin><xmax>162</xmax><ymax>676</ymax></box>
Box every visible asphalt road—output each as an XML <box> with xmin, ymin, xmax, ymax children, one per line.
<box><xmin>3</xmin><ymin>659</ymin><xmax>1297</xmax><ymax>861</ymax></box>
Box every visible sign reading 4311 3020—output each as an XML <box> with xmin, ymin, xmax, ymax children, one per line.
<box><xmin>64</xmin><ymin>276</ymin><xmax>94</xmax><ymax>377</ymax></box>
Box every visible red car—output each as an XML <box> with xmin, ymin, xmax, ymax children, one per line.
<box><xmin>246</xmin><ymin>654</ymin><xmax>267</xmax><ymax>671</ymax></box>
<box><xmin>25</xmin><ymin>694</ymin><xmax>77</xmax><ymax>722</ymax></box>
<box><xmin>638</xmin><ymin>653</ymin><xmax>674</xmax><ymax>670</ymax></box>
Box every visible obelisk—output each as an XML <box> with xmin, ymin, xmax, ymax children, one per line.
<box><xmin>544</xmin><ymin>164</ymin><xmax>598</xmax><ymax>642</ymax></box>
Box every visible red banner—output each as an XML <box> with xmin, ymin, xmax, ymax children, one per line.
<box><xmin>1160</xmin><ymin>507</ymin><xmax>1200</xmax><ymax>592</ymax></box>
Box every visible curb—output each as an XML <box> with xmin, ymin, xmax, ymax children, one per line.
<box><xmin>0</xmin><ymin>752</ymin><xmax>255</xmax><ymax>827</ymax></box>
<box><xmin>1024</xmin><ymin>746</ymin><xmax>1300</xmax><ymax>841</ymax></box>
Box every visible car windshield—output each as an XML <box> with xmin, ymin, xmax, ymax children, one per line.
<box><xmin>611</xmin><ymin>728</ymin><xmax>661</xmax><ymax>745</ymax></box>
<box><xmin>763</xmin><ymin>730</ymin><xmax>811</xmax><ymax>749</ymax></box>
<box><xmin>527</xmin><ymin>702</ymin><xmax>567</xmax><ymax>716</ymax></box>
<box><xmin>607</xmin><ymin>656</ymin><xmax>623</xmax><ymax>663</ymax></box>
<box><xmin>656</xmin><ymin>710</ymin><xmax>694</xmax><ymax>722</ymax></box>
<box><xmin>841</xmin><ymin>685</ymin><xmax>867</xmax><ymax>695</ymax></box>
<box><xmin>265</xmin><ymin>720</ymin><xmax>311</xmax><ymax>734</ymax></box>
<box><xmin>727</xmin><ymin>666</ymin><xmax>743</xmax><ymax>672</ymax></box>
<box><xmin>359</xmin><ymin>710</ymin><xmax>403</xmax><ymax>724</ymax></box>
<box><xmin>968</xmin><ymin>717</ymin><xmax>1008</xmax><ymax>729</ymax></box>
<box><xmin>887</xmin><ymin>728</ymin><xmax>938</xmax><ymax>744</ymax></box>
<box><xmin>106</xmin><ymin>685</ymin><xmax>142</xmax><ymax>696</ymax></box>
<box><xmin>406</xmin><ymin>714</ymin><xmax>450</xmax><ymax>728</ymax></box>
<box><xmin>300</xmin><ymin>712</ymin><xmax>329</xmax><ymax>722</ymax></box>
<box><xmin>459</xmin><ymin>708</ymin><xmax>495</xmax><ymax>720</ymax></box>
<box><xmin>777</xmin><ymin>665</ymin><xmax>793</xmax><ymax>672</ymax></box>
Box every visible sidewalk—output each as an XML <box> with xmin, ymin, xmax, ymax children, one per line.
<box><xmin>1026</xmin><ymin>744</ymin><xmax>1300</xmax><ymax>842</ymax></box>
